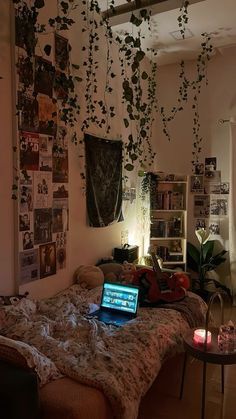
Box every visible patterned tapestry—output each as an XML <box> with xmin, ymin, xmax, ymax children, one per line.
<box><xmin>85</xmin><ymin>134</ymin><xmax>122</xmax><ymax>227</ymax></box>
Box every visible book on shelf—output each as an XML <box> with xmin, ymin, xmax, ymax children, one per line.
<box><xmin>151</xmin><ymin>190</ymin><xmax>184</xmax><ymax>210</ymax></box>
<box><xmin>150</xmin><ymin>217</ymin><xmax>182</xmax><ymax>238</ymax></box>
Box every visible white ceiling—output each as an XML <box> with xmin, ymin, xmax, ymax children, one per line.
<box><xmin>98</xmin><ymin>0</ymin><xmax>236</xmax><ymax>65</ymax></box>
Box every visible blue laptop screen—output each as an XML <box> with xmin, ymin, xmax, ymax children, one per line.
<box><xmin>101</xmin><ymin>283</ymin><xmax>139</xmax><ymax>314</ymax></box>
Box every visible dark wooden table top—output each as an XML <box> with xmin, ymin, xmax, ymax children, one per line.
<box><xmin>183</xmin><ymin>327</ymin><xmax>236</xmax><ymax>365</ymax></box>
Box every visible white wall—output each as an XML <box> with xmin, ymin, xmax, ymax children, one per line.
<box><xmin>1</xmin><ymin>0</ymin><xmax>236</xmax><ymax>297</ymax></box>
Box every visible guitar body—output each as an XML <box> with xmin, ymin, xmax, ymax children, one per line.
<box><xmin>133</xmin><ymin>268</ymin><xmax>186</xmax><ymax>303</ymax></box>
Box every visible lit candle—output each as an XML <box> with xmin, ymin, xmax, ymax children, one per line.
<box><xmin>193</xmin><ymin>329</ymin><xmax>212</xmax><ymax>346</ymax></box>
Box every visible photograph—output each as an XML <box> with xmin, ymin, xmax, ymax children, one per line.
<box><xmin>19</xmin><ymin>249</ymin><xmax>39</xmax><ymax>285</ymax></box>
<box><xmin>53</xmin><ymin>183</ymin><xmax>69</xmax><ymax>199</ymax></box>
<box><xmin>18</xmin><ymin>92</ymin><xmax>39</xmax><ymax>133</ymax></box>
<box><xmin>204</xmin><ymin>170</ymin><xmax>221</xmax><ymax>193</ymax></box>
<box><xmin>38</xmin><ymin>94</ymin><xmax>57</xmax><ymax>136</ymax></box>
<box><xmin>55</xmin><ymin>34</ymin><xmax>69</xmax><ymax>72</ymax></box>
<box><xmin>34</xmin><ymin>208</ymin><xmax>52</xmax><ymax>244</ymax></box>
<box><xmin>39</xmin><ymin>242</ymin><xmax>56</xmax><ymax>278</ymax></box>
<box><xmin>194</xmin><ymin>162</ymin><xmax>204</xmax><ymax>175</ymax></box>
<box><xmin>190</xmin><ymin>175</ymin><xmax>204</xmax><ymax>193</ymax></box>
<box><xmin>20</xmin><ymin>185</ymin><xmax>33</xmax><ymax>213</ymax></box>
<box><xmin>52</xmin><ymin>198</ymin><xmax>69</xmax><ymax>232</ymax></box>
<box><xmin>220</xmin><ymin>182</ymin><xmax>230</xmax><ymax>194</ymax></box>
<box><xmin>19</xmin><ymin>213</ymin><xmax>30</xmax><ymax>231</ymax></box>
<box><xmin>52</xmin><ymin>145</ymin><xmax>69</xmax><ymax>183</ymax></box>
<box><xmin>209</xmin><ymin>220</ymin><xmax>220</xmax><ymax>235</ymax></box>
<box><xmin>195</xmin><ymin>218</ymin><xmax>207</xmax><ymax>230</ymax></box>
<box><xmin>22</xmin><ymin>231</ymin><xmax>34</xmax><ymax>250</ymax></box>
<box><xmin>210</xmin><ymin>197</ymin><xmax>228</xmax><ymax>216</ymax></box>
<box><xmin>194</xmin><ymin>195</ymin><xmax>210</xmax><ymax>218</ymax></box>
<box><xmin>34</xmin><ymin>172</ymin><xmax>53</xmax><ymax>209</ymax></box>
<box><xmin>20</xmin><ymin>131</ymin><xmax>39</xmax><ymax>171</ymax></box>
<box><xmin>39</xmin><ymin>134</ymin><xmax>53</xmax><ymax>172</ymax></box>
<box><xmin>205</xmin><ymin>157</ymin><xmax>217</xmax><ymax>172</ymax></box>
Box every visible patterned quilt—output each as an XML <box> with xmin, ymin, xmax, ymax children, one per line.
<box><xmin>0</xmin><ymin>285</ymin><xmax>207</xmax><ymax>419</ymax></box>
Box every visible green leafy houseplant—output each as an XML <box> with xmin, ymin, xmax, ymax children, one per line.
<box><xmin>187</xmin><ymin>229</ymin><xmax>229</xmax><ymax>297</ymax></box>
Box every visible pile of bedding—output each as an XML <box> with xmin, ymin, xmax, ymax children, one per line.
<box><xmin>0</xmin><ymin>285</ymin><xmax>207</xmax><ymax>419</ymax></box>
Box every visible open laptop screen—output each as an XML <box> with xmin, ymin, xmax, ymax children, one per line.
<box><xmin>101</xmin><ymin>282</ymin><xmax>139</xmax><ymax>314</ymax></box>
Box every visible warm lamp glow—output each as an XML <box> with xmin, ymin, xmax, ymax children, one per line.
<box><xmin>193</xmin><ymin>329</ymin><xmax>212</xmax><ymax>346</ymax></box>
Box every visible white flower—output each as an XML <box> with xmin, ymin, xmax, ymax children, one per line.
<box><xmin>195</xmin><ymin>228</ymin><xmax>211</xmax><ymax>245</ymax></box>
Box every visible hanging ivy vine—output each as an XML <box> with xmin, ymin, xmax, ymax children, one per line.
<box><xmin>11</xmin><ymin>0</ymin><xmax>214</xmax><ymax>196</ymax></box>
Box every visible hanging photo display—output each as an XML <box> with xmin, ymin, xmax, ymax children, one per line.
<box><xmin>14</xmin><ymin>8</ymin><xmax>70</xmax><ymax>284</ymax></box>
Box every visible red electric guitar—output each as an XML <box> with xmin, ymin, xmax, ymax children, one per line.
<box><xmin>133</xmin><ymin>250</ymin><xmax>186</xmax><ymax>303</ymax></box>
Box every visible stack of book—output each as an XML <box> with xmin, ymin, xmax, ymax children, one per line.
<box><xmin>151</xmin><ymin>191</ymin><xmax>184</xmax><ymax>210</ymax></box>
<box><xmin>150</xmin><ymin>217</ymin><xmax>182</xmax><ymax>238</ymax></box>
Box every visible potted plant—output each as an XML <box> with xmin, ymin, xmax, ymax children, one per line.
<box><xmin>187</xmin><ymin>228</ymin><xmax>230</xmax><ymax>301</ymax></box>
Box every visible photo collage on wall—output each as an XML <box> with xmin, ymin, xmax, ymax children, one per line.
<box><xmin>15</xmin><ymin>8</ymin><xmax>70</xmax><ymax>285</ymax></box>
<box><xmin>191</xmin><ymin>157</ymin><xmax>229</xmax><ymax>236</ymax></box>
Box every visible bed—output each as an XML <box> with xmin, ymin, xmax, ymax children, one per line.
<box><xmin>0</xmin><ymin>283</ymin><xmax>207</xmax><ymax>419</ymax></box>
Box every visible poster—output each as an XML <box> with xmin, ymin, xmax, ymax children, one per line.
<box><xmin>20</xmin><ymin>131</ymin><xmax>39</xmax><ymax>171</ymax></box>
<box><xmin>35</xmin><ymin>56</ymin><xmax>54</xmax><ymax>97</ymax></box>
<box><xmin>209</xmin><ymin>220</ymin><xmax>220</xmax><ymax>235</ymax></box>
<box><xmin>220</xmin><ymin>182</ymin><xmax>230</xmax><ymax>194</ymax></box>
<box><xmin>38</xmin><ymin>94</ymin><xmax>57</xmax><ymax>136</ymax></box>
<box><xmin>54</xmin><ymin>232</ymin><xmax>67</xmax><ymax>269</ymax></box>
<box><xmin>52</xmin><ymin>137</ymin><xmax>69</xmax><ymax>183</ymax></box>
<box><xmin>190</xmin><ymin>175</ymin><xmax>204</xmax><ymax>193</ymax></box>
<box><xmin>53</xmin><ymin>183</ymin><xmax>69</xmax><ymax>198</ymax></box>
<box><xmin>204</xmin><ymin>170</ymin><xmax>221</xmax><ymax>194</ymax></box>
<box><xmin>195</xmin><ymin>218</ymin><xmax>207</xmax><ymax>230</ymax></box>
<box><xmin>34</xmin><ymin>172</ymin><xmax>53</xmax><ymax>209</ymax></box>
<box><xmin>34</xmin><ymin>208</ymin><xmax>52</xmax><ymax>244</ymax></box>
<box><xmin>19</xmin><ymin>213</ymin><xmax>30</xmax><ymax>231</ymax></box>
<box><xmin>17</xmin><ymin>51</ymin><xmax>34</xmax><ymax>91</ymax></box>
<box><xmin>39</xmin><ymin>242</ymin><xmax>56</xmax><ymax>278</ymax></box>
<box><xmin>18</xmin><ymin>92</ymin><xmax>39</xmax><ymax>133</ymax></box>
<box><xmin>205</xmin><ymin>157</ymin><xmax>217</xmax><ymax>173</ymax></box>
<box><xmin>194</xmin><ymin>195</ymin><xmax>210</xmax><ymax>218</ymax></box>
<box><xmin>55</xmin><ymin>34</ymin><xmax>69</xmax><ymax>72</ymax></box>
<box><xmin>21</xmin><ymin>230</ymin><xmax>34</xmax><ymax>250</ymax></box>
<box><xmin>19</xmin><ymin>185</ymin><xmax>33</xmax><ymax>212</ymax></box>
<box><xmin>210</xmin><ymin>196</ymin><xmax>228</xmax><ymax>216</ymax></box>
<box><xmin>39</xmin><ymin>134</ymin><xmax>53</xmax><ymax>171</ymax></box>
<box><xmin>52</xmin><ymin>198</ymin><xmax>69</xmax><ymax>232</ymax></box>
<box><xmin>19</xmin><ymin>249</ymin><xmax>39</xmax><ymax>285</ymax></box>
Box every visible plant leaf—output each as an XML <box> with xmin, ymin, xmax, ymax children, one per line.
<box><xmin>202</xmin><ymin>240</ymin><xmax>214</xmax><ymax>262</ymax></box>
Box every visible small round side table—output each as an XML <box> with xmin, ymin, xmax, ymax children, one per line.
<box><xmin>179</xmin><ymin>292</ymin><xmax>236</xmax><ymax>419</ymax></box>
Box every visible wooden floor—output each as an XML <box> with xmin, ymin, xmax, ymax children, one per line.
<box><xmin>138</xmin><ymin>304</ymin><xmax>236</xmax><ymax>419</ymax></box>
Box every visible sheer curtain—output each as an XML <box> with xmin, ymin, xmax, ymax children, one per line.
<box><xmin>229</xmin><ymin>120</ymin><xmax>236</xmax><ymax>302</ymax></box>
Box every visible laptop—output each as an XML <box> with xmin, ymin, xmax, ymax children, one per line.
<box><xmin>90</xmin><ymin>282</ymin><xmax>140</xmax><ymax>326</ymax></box>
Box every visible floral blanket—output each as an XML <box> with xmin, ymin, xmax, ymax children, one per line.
<box><xmin>0</xmin><ymin>285</ymin><xmax>206</xmax><ymax>419</ymax></box>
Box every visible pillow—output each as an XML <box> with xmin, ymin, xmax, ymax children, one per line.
<box><xmin>73</xmin><ymin>265</ymin><xmax>104</xmax><ymax>289</ymax></box>
<box><xmin>0</xmin><ymin>292</ymin><xmax>29</xmax><ymax>306</ymax></box>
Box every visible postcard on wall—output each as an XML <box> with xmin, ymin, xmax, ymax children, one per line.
<box><xmin>34</xmin><ymin>56</ymin><xmax>54</xmax><ymax>98</ymax></box>
<box><xmin>39</xmin><ymin>242</ymin><xmax>56</xmax><ymax>278</ymax></box>
<box><xmin>55</xmin><ymin>34</ymin><xmax>69</xmax><ymax>72</ymax></box>
<box><xmin>205</xmin><ymin>183</ymin><xmax>221</xmax><ymax>195</ymax></box>
<box><xmin>220</xmin><ymin>182</ymin><xmax>230</xmax><ymax>194</ymax></box>
<box><xmin>54</xmin><ymin>232</ymin><xmax>67</xmax><ymax>270</ymax></box>
<box><xmin>52</xmin><ymin>146</ymin><xmax>69</xmax><ymax>183</ymax></box>
<box><xmin>209</xmin><ymin>219</ymin><xmax>220</xmax><ymax>235</ymax></box>
<box><xmin>21</xmin><ymin>230</ymin><xmax>34</xmax><ymax>251</ymax></box>
<box><xmin>195</xmin><ymin>218</ymin><xmax>207</xmax><ymax>230</ymax></box>
<box><xmin>39</xmin><ymin>134</ymin><xmax>53</xmax><ymax>172</ymax></box>
<box><xmin>20</xmin><ymin>131</ymin><xmax>39</xmax><ymax>171</ymax></box>
<box><xmin>210</xmin><ymin>196</ymin><xmax>228</xmax><ymax>216</ymax></box>
<box><xmin>38</xmin><ymin>94</ymin><xmax>57</xmax><ymax>136</ymax></box>
<box><xmin>52</xmin><ymin>198</ymin><xmax>69</xmax><ymax>233</ymax></box>
<box><xmin>205</xmin><ymin>157</ymin><xmax>217</xmax><ymax>172</ymax></box>
<box><xmin>190</xmin><ymin>175</ymin><xmax>204</xmax><ymax>193</ymax></box>
<box><xmin>18</xmin><ymin>91</ymin><xmax>39</xmax><ymax>133</ymax></box>
<box><xmin>194</xmin><ymin>195</ymin><xmax>210</xmax><ymax>218</ymax></box>
<box><xmin>19</xmin><ymin>249</ymin><xmax>39</xmax><ymax>285</ymax></box>
<box><xmin>34</xmin><ymin>208</ymin><xmax>52</xmax><ymax>244</ymax></box>
<box><xmin>20</xmin><ymin>170</ymin><xmax>33</xmax><ymax>186</ymax></box>
<box><xmin>194</xmin><ymin>163</ymin><xmax>204</xmax><ymax>175</ymax></box>
<box><xmin>19</xmin><ymin>212</ymin><xmax>33</xmax><ymax>232</ymax></box>
<box><xmin>34</xmin><ymin>172</ymin><xmax>53</xmax><ymax>209</ymax></box>
<box><xmin>19</xmin><ymin>185</ymin><xmax>33</xmax><ymax>213</ymax></box>
<box><xmin>204</xmin><ymin>170</ymin><xmax>221</xmax><ymax>193</ymax></box>
<box><xmin>53</xmin><ymin>183</ymin><xmax>69</xmax><ymax>199</ymax></box>
<box><xmin>17</xmin><ymin>51</ymin><xmax>34</xmax><ymax>92</ymax></box>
